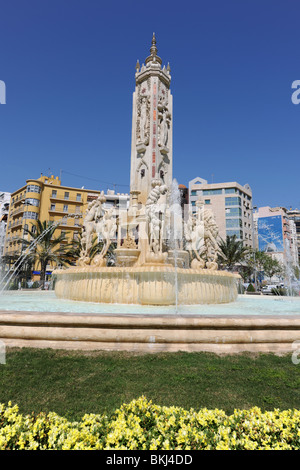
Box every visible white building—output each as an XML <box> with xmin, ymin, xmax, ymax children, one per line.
<box><xmin>188</xmin><ymin>177</ymin><xmax>254</xmax><ymax>248</ymax></box>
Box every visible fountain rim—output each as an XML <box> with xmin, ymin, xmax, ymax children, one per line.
<box><xmin>52</xmin><ymin>266</ymin><xmax>241</xmax><ymax>278</ymax></box>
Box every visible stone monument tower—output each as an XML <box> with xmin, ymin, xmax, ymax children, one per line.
<box><xmin>130</xmin><ymin>33</ymin><xmax>173</xmax><ymax>206</ymax></box>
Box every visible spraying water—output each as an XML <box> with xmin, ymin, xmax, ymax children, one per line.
<box><xmin>168</xmin><ymin>179</ymin><xmax>183</xmax><ymax>313</ymax></box>
<box><xmin>0</xmin><ymin>220</ymin><xmax>61</xmax><ymax>292</ymax></box>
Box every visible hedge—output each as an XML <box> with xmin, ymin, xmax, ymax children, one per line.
<box><xmin>1</xmin><ymin>396</ymin><xmax>300</xmax><ymax>450</ymax></box>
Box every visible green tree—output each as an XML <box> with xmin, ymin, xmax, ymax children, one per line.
<box><xmin>19</xmin><ymin>220</ymin><xmax>74</xmax><ymax>288</ymax></box>
<box><xmin>217</xmin><ymin>235</ymin><xmax>249</xmax><ymax>272</ymax></box>
<box><xmin>263</xmin><ymin>256</ymin><xmax>284</xmax><ymax>281</ymax></box>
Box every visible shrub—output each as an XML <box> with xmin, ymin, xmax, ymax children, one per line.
<box><xmin>246</xmin><ymin>283</ymin><xmax>255</xmax><ymax>292</ymax></box>
<box><xmin>1</xmin><ymin>397</ymin><xmax>300</xmax><ymax>450</ymax></box>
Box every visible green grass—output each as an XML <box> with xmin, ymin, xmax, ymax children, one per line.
<box><xmin>1</xmin><ymin>348</ymin><xmax>300</xmax><ymax>421</ymax></box>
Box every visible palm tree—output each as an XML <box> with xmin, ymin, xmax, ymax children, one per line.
<box><xmin>19</xmin><ymin>220</ymin><xmax>74</xmax><ymax>288</ymax></box>
<box><xmin>218</xmin><ymin>235</ymin><xmax>249</xmax><ymax>272</ymax></box>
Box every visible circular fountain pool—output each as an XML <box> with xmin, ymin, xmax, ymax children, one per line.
<box><xmin>0</xmin><ymin>290</ymin><xmax>300</xmax><ymax>316</ymax></box>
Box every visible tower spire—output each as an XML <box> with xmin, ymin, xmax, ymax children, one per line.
<box><xmin>150</xmin><ymin>32</ymin><xmax>157</xmax><ymax>57</ymax></box>
<box><xmin>145</xmin><ymin>32</ymin><xmax>162</xmax><ymax>66</ymax></box>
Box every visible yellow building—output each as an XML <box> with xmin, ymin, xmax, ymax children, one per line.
<box><xmin>4</xmin><ymin>174</ymin><xmax>100</xmax><ymax>281</ymax></box>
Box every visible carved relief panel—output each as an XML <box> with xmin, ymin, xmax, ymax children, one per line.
<box><xmin>136</xmin><ymin>82</ymin><xmax>150</xmax><ymax>146</ymax></box>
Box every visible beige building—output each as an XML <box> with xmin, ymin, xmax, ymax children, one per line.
<box><xmin>4</xmin><ymin>174</ymin><xmax>129</xmax><ymax>280</ymax></box>
<box><xmin>188</xmin><ymin>177</ymin><xmax>254</xmax><ymax>247</ymax></box>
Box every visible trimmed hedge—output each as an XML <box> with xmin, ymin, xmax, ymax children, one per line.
<box><xmin>1</xmin><ymin>396</ymin><xmax>300</xmax><ymax>450</ymax></box>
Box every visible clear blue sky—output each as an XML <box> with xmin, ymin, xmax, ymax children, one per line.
<box><xmin>0</xmin><ymin>0</ymin><xmax>299</xmax><ymax>209</ymax></box>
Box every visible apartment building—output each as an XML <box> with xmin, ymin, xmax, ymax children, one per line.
<box><xmin>4</xmin><ymin>174</ymin><xmax>129</xmax><ymax>280</ymax></box>
<box><xmin>188</xmin><ymin>177</ymin><xmax>254</xmax><ymax>247</ymax></box>
<box><xmin>0</xmin><ymin>191</ymin><xmax>11</xmax><ymax>257</ymax></box>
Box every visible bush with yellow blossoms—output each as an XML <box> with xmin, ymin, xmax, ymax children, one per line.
<box><xmin>1</xmin><ymin>396</ymin><xmax>300</xmax><ymax>450</ymax></box>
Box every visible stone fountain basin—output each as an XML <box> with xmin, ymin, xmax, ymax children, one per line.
<box><xmin>53</xmin><ymin>266</ymin><xmax>240</xmax><ymax>305</ymax></box>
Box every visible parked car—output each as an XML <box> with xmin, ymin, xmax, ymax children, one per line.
<box><xmin>262</xmin><ymin>284</ymin><xmax>283</xmax><ymax>294</ymax></box>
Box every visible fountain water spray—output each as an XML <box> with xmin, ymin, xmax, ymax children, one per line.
<box><xmin>0</xmin><ymin>219</ymin><xmax>62</xmax><ymax>292</ymax></box>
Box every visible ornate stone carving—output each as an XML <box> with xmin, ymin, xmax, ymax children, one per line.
<box><xmin>184</xmin><ymin>199</ymin><xmax>219</xmax><ymax>270</ymax></box>
<box><xmin>157</xmin><ymin>105</ymin><xmax>171</xmax><ymax>153</ymax></box>
<box><xmin>145</xmin><ymin>180</ymin><xmax>168</xmax><ymax>258</ymax></box>
<box><xmin>78</xmin><ymin>193</ymin><xmax>117</xmax><ymax>267</ymax></box>
<box><xmin>78</xmin><ymin>192</ymin><xmax>106</xmax><ymax>265</ymax></box>
<box><xmin>136</xmin><ymin>85</ymin><xmax>150</xmax><ymax>146</ymax></box>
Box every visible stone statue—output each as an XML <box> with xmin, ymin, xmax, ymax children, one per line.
<box><xmin>184</xmin><ymin>200</ymin><xmax>219</xmax><ymax>270</ymax></box>
<box><xmin>145</xmin><ymin>180</ymin><xmax>168</xmax><ymax>256</ymax></box>
<box><xmin>78</xmin><ymin>192</ymin><xmax>106</xmax><ymax>265</ymax></box>
<box><xmin>92</xmin><ymin>207</ymin><xmax>117</xmax><ymax>266</ymax></box>
<box><xmin>184</xmin><ymin>210</ymin><xmax>205</xmax><ymax>269</ymax></box>
<box><xmin>202</xmin><ymin>203</ymin><xmax>219</xmax><ymax>270</ymax></box>
<box><xmin>139</xmin><ymin>97</ymin><xmax>147</xmax><ymax>142</ymax></box>
<box><xmin>158</xmin><ymin>107</ymin><xmax>171</xmax><ymax>149</ymax></box>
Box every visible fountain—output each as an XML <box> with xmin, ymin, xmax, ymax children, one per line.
<box><xmin>0</xmin><ymin>35</ymin><xmax>299</xmax><ymax>355</ymax></box>
<box><xmin>53</xmin><ymin>35</ymin><xmax>239</xmax><ymax>307</ymax></box>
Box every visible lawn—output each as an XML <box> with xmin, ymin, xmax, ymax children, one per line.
<box><xmin>0</xmin><ymin>348</ymin><xmax>300</xmax><ymax>421</ymax></box>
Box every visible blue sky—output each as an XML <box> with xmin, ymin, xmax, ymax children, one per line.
<box><xmin>0</xmin><ymin>0</ymin><xmax>299</xmax><ymax>209</ymax></box>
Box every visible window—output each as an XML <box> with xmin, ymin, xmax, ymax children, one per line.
<box><xmin>23</xmin><ymin>211</ymin><xmax>38</xmax><ymax>220</ymax></box>
<box><xmin>191</xmin><ymin>190</ymin><xmax>197</xmax><ymax>196</ymax></box>
<box><xmin>51</xmin><ymin>190</ymin><xmax>57</xmax><ymax>198</ymax></box>
<box><xmin>76</xmin><ymin>193</ymin><xmax>81</xmax><ymax>202</ymax></box>
<box><xmin>226</xmin><ymin>229</ymin><xmax>243</xmax><ymax>239</ymax></box>
<box><xmin>26</xmin><ymin>185</ymin><xmax>41</xmax><ymax>194</ymax></box>
<box><xmin>204</xmin><ymin>199</ymin><xmax>211</xmax><ymax>205</ymax></box>
<box><xmin>64</xmin><ymin>192</ymin><xmax>69</xmax><ymax>200</ymax></box>
<box><xmin>50</xmin><ymin>204</ymin><xmax>56</xmax><ymax>211</ymax></box>
<box><xmin>63</xmin><ymin>204</ymin><xmax>68</xmax><ymax>213</ymax></box>
<box><xmin>202</xmin><ymin>189</ymin><xmax>222</xmax><ymax>195</ymax></box>
<box><xmin>25</xmin><ymin>198</ymin><xmax>39</xmax><ymax>207</ymax></box>
<box><xmin>226</xmin><ymin>218</ymin><xmax>242</xmax><ymax>228</ymax></box>
<box><xmin>225</xmin><ymin>196</ymin><xmax>241</xmax><ymax>206</ymax></box>
<box><xmin>225</xmin><ymin>207</ymin><xmax>242</xmax><ymax>217</ymax></box>
<box><xmin>225</xmin><ymin>188</ymin><xmax>237</xmax><ymax>194</ymax></box>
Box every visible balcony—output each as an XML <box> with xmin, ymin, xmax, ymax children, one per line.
<box><xmin>48</xmin><ymin>206</ymin><xmax>82</xmax><ymax>218</ymax></box>
<box><xmin>50</xmin><ymin>194</ymin><xmax>83</xmax><ymax>204</ymax></box>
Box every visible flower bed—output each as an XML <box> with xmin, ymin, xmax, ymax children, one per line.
<box><xmin>1</xmin><ymin>396</ymin><xmax>300</xmax><ymax>450</ymax></box>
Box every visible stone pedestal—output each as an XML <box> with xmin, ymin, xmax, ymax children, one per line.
<box><xmin>167</xmin><ymin>250</ymin><xmax>189</xmax><ymax>269</ymax></box>
<box><xmin>115</xmin><ymin>248</ymin><xmax>140</xmax><ymax>267</ymax></box>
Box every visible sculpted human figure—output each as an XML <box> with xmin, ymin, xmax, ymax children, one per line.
<box><xmin>202</xmin><ymin>206</ymin><xmax>219</xmax><ymax>270</ymax></box>
<box><xmin>158</xmin><ymin>107</ymin><xmax>171</xmax><ymax>148</ymax></box>
<box><xmin>146</xmin><ymin>181</ymin><xmax>168</xmax><ymax>255</ymax></box>
<box><xmin>78</xmin><ymin>192</ymin><xmax>106</xmax><ymax>265</ymax></box>
<box><xmin>139</xmin><ymin>97</ymin><xmax>147</xmax><ymax>142</ymax></box>
<box><xmin>184</xmin><ymin>200</ymin><xmax>219</xmax><ymax>270</ymax></box>
<box><xmin>92</xmin><ymin>207</ymin><xmax>117</xmax><ymax>266</ymax></box>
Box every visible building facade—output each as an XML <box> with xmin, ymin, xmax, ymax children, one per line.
<box><xmin>254</xmin><ymin>206</ymin><xmax>299</xmax><ymax>268</ymax></box>
<box><xmin>0</xmin><ymin>191</ymin><xmax>11</xmax><ymax>257</ymax></box>
<box><xmin>287</xmin><ymin>208</ymin><xmax>300</xmax><ymax>264</ymax></box>
<box><xmin>4</xmin><ymin>174</ymin><xmax>129</xmax><ymax>280</ymax></box>
<box><xmin>188</xmin><ymin>177</ymin><xmax>254</xmax><ymax>247</ymax></box>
